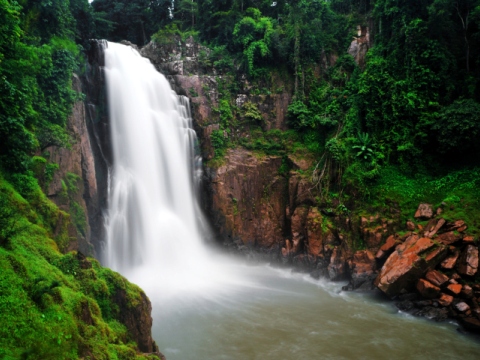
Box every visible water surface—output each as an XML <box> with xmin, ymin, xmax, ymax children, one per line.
<box><xmin>150</xmin><ymin>261</ymin><xmax>480</xmax><ymax>360</ymax></box>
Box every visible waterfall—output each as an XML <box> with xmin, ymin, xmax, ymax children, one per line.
<box><xmin>103</xmin><ymin>42</ymin><xmax>231</xmax><ymax>298</ymax></box>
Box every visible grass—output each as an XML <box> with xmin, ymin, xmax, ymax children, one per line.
<box><xmin>369</xmin><ymin>166</ymin><xmax>480</xmax><ymax>237</ymax></box>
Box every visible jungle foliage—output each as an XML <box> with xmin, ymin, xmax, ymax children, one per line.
<box><xmin>0</xmin><ymin>1</ymin><xmax>161</xmax><ymax>358</ymax></box>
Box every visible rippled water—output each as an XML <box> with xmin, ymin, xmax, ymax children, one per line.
<box><xmin>150</xmin><ymin>260</ymin><xmax>480</xmax><ymax>360</ymax></box>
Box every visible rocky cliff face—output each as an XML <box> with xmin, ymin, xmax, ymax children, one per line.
<box><xmin>139</xmin><ymin>36</ymin><xmax>401</xmax><ymax>278</ymax></box>
<box><xmin>42</xmin><ymin>41</ymin><xmax>163</xmax><ymax>356</ymax></box>
<box><xmin>45</xmin><ymin>74</ymin><xmax>99</xmax><ymax>255</ymax></box>
<box><xmin>120</xmin><ymin>37</ymin><xmax>480</xmax><ymax>333</ymax></box>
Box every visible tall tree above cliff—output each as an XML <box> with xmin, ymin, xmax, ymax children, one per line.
<box><xmin>91</xmin><ymin>0</ymin><xmax>172</xmax><ymax>45</ymax></box>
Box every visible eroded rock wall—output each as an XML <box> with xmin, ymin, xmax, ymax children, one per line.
<box><xmin>46</xmin><ymin>74</ymin><xmax>99</xmax><ymax>255</ymax></box>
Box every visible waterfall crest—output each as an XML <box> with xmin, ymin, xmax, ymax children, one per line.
<box><xmin>103</xmin><ymin>42</ymin><xmax>231</xmax><ymax>298</ymax></box>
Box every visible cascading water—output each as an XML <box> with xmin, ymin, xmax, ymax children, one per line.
<box><xmin>101</xmin><ymin>42</ymin><xmax>480</xmax><ymax>360</ymax></box>
<box><xmin>103</xmin><ymin>42</ymin><xmax>242</xmax><ymax>299</ymax></box>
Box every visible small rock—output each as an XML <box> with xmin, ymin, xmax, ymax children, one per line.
<box><xmin>440</xmin><ymin>249</ymin><xmax>461</xmax><ymax>269</ymax></box>
<box><xmin>417</xmin><ymin>279</ymin><xmax>441</xmax><ymax>299</ymax></box>
<box><xmin>461</xmin><ymin>285</ymin><xmax>474</xmax><ymax>299</ymax></box>
<box><xmin>446</xmin><ymin>283</ymin><xmax>462</xmax><ymax>295</ymax></box>
<box><xmin>406</xmin><ymin>221</ymin><xmax>416</xmax><ymax>231</ymax></box>
<box><xmin>415</xmin><ymin>300</ymin><xmax>433</xmax><ymax>307</ymax></box>
<box><xmin>375</xmin><ymin>235</ymin><xmax>399</xmax><ymax>260</ymax></box>
<box><xmin>460</xmin><ymin>317</ymin><xmax>480</xmax><ymax>332</ymax></box>
<box><xmin>414</xmin><ymin>203</ymin><xmax>433</xmax><ymax>220</ymax></box>
<box><xmin>398</xmin><ymin>293</ymin><xmax>419</xmax><ymax>302</ymax></box>
<box><xmin>437</xmin><ymin>231</ymin><xmax>462</xmax><ymax>245</ymax></box>
<box><xmin>463</xmin><ymin>236</ymin><xmax>475</xmax><ymax>244</ymax></box>
<box><xmin>396</xmin><ymin>300</ymin><xmax>415</xmax><ymax>311</ymax></box>
<box><xmin>451</xmin><ymin>272</ymin><xmax>461</xmax><ymax>280</ymax></box>
<box><xmin>424</xmin><ymin>218</ymin><xmax>445</xmax><ymax>238</ymax></box>
<box><xmin>438</xmin><ymin>293</ymin><xmax>454</xmax><ymax>307</ymax></box>
<box><xmin>456</xmin><ymin>302</ymin><xmax>470</xmax><ymax>312</ymax></box>
<box><xmin>425</xmin><ymin>270</ymin><xmax>449</xmax><ymax>287</ymax></box>
<box><xmin>413</xmin><ymin>306</ymin><xmax>448</xmax><ymax>321</ymax></box>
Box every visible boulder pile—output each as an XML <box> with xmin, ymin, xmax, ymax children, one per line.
<box><xmin>361</xmin><ymin>203</ymin><xmax>480</xmax><ymax>331</ymax></box>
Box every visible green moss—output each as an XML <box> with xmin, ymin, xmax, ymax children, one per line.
<box><xmin>0</xmin><ymin>174</ymin><xmax>160</xmax><ymax>359</ymax></box>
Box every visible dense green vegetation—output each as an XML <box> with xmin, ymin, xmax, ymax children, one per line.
<box><xmin>0</xmin><ymin>172</ymin><xmax>159</xmax><ymax>359</ymax></box>
<box><xmin>85</xmin><ymin>0</ymin><xmax>480</xmax><ymax>234</ymax></box>
<box><xmin>2</xmin><ymin>0</ymin><xmax>480</xmax><ymax>354</ymax></box>
<box><xmin>0</xmin><ymin>1</ymin><xmax>160</xmax><ymax>357</ymax></box>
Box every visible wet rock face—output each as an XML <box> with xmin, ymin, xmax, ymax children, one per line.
<box><xmin>348</xmin><ymin>250</ymin><xmax>376</xmax><ymax>290</ymax></box>
<box><xmin>328</xmin><ymin>246</ymin><xmax>347</xmax><ymax>281</ymax></box>
<box><xmin>113</xmin><ymin>289</ymin><xmax>158</xmax><ymax>354</ymax></box>
<box><xmin>46</xmin><ymin>75</ymin><xmax>98</xmax><ymax>255</ymax></box>
<box><xmin>83</xmin><ymin>40</ymin><xmax>114</xmax><ymax>255</ymax></box>
<box><xmin>208</xmin><ymin>148</ymin><xmax>288</xmax><ymax>249</ymax></box>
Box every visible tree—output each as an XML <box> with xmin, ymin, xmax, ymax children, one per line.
<box><xmin>233</xmin><ymin>7</ymin><xmax>274</xmax><ymax>74</ymax></box>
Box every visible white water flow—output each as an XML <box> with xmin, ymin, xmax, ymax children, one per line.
<box><xmin>103</xmin><ymin>42</ymin><xmax>248</xmax><ymax>299</ymax></box>
<box><xmin>103</xmin><ymin>42</ymin><xmax>480</xmax><ymax>359</ymax></box>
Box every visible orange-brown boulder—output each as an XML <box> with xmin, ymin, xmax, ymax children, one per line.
<box><xmin>425</xmin><ymin>270</ymin><xmax>449</xmax><ymax>287</ymax></box>
<box><xmin>444</xmin><ymin>220</ymin><xmax>466</xmax><ymax>232</ymax></box>
<box><xmin>375</xmin><ymin>234</ymin><xmax>400</xmax><ymax>260</ymax></box>
<box><xmin>414</xmin><ymin>203</ymin><xmax>433</xmax><ymax>220</ymax></box>
<box><xmin>417</xmin><ymin>279</ymin><xmax>441</xmax><ymax>299</ymax></box>
<box><xmin>374</xmin><ymin>235</ymin><xmax>447</xmax><ymax>297</ymax></box>
<box><xmin>424</xmin><ymin>218</ymin><xmax>445</xmax><ymax>238</ymax></box>
<box><xmin>446</xmin><ymin>283</ymin><xmax>462</xmax><ymax>295</ymax></box>
<box><xmin>457</xmin><ymin>245</ymin><xmax>478</xmax><ymax>276</ymax></box>
<box><xmin>438</xmin><ymin>293</ymin><xmax>454</xmax><ymax>307</ymax></box>
<box><xmin>440</xmin><ymin>248</ymin><xmax>461</xmax><ymax>269</ymax></box>
<box><xmin>437</xmin><ymin>231</ymin><xmax>462</xmax><ymax>245</ymax></box>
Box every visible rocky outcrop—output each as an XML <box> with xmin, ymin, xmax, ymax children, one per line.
<box><xmin>347</xmin><ymin>26</ymin><xmax>371</xmax><ymax>68</ymax></box>
<box><xmin>46</xmin><ymin>75</ymin><xmax>99</xmax><ymax>255</ymax></box>
<box><xmin>374</xmin><ymin>235</ymin><xmax>447</xmax><ymax>296</ymax></box>
<box><xmin>348</xmin><ymin>250</ymin><xmax>376</xmax><ymax>290</ymax></box>
<box><xmin>208</xmin><ymin>148</ymin><xmax>287</xmax><ymax>249</ymax></box>
<box><xmin>140</xmin><ymin>36</ymin><xmax>293</xmax><ymax>160</ymax></box>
